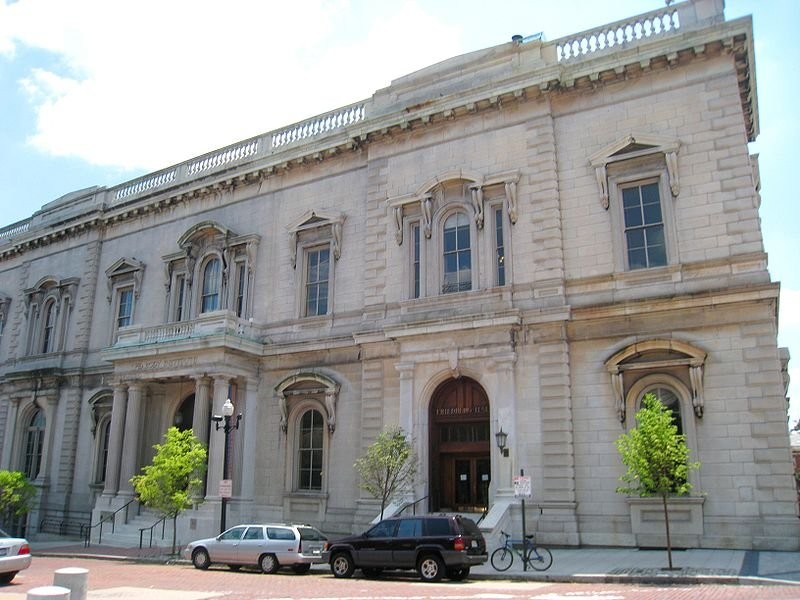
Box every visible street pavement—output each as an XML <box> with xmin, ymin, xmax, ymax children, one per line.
<box><xmin>25</xmin><ymin>539</ymin><xmax>800</xmax><ymax>587</ymax></box>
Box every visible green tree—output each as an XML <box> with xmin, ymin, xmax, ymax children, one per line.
<box><xmin>354</xmin><ymin>426</ymin><xmax>418</xmax><ymax>520</ymax></box>
<box><xmin>131</xmin><ymin>427</ymin><xmax>207</xmax><ymax>555</ymax></box>
<box><xmin>0</xmin><ymin>470</ymin><xmax>36</xmax><ymax>535</ymax></box>
<box><xmin>615</xmin><ymin>393</ymin><xmax>699</xmax><ymax>569</ymax></box>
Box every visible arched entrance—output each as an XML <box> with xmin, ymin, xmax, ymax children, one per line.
<box><xmin>429</xmin><ymin>377</ymin><xmax>490</xmax><ymax>512</ymax></box>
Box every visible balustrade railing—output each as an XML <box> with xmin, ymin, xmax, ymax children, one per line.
<box><xmin>141</xmin><ymin>322</ymin><xmax>195</xmax><ymax>344</ymax></box>
<box><xmin>0</xmin><ymin>218</ymin><xmax>31</xmax><ymax>242</ymax></box>
<box><xmin>187</xmin><ymin>138</ymin><xmax>259</xmax><ymax>176</ymax></box>
<box><xmin>555</xmin><ymin>6</ymin><xmax>680</xmax><ymax>61</ymax></box>
<box><xmin>115</xmin><ymin>168</ymin><xmax>177</xmax><ymax>201</ymax></box>
<box><xmin>271</xmin><ymin>102</ymin><xmax>366</xmax><ymax>149</ymax></box>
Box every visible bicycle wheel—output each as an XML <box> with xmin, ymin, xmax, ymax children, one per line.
<box><xmin>525</xmin><ymin>545</ymin><xmax>553</xmax><ymax>571</ymax></box>
<box><xmin>490</xmin><ymin>547</ymin><xmax>513</xmax><ymax>571</ymax></box>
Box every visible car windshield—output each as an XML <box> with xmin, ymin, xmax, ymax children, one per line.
<box><xmin>298</xmin><ymin>527</ymin><xmax>326</xmax><ymax>541</ymax></box>
<box><xmin>0</xmin><ymin>528</ymin><xmax>11</xmax><ymax>538</ymax></box>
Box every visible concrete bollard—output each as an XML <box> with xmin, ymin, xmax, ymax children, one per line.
<box><xmin>26</xmin><ymin>585</ymin><xmax>71</xmax><ymax>599</ymax></box>
<box><xmin>53</xmin><ymin>567</ymin><xmax>88</xmax><ymax>600</ymax></box>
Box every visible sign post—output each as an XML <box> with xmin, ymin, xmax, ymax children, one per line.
<box><xmin>513</xmin><ymin>470</ymin><xmax>532</xmax><ymax>571</ymax></box>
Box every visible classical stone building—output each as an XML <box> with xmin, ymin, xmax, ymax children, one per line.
<box><xmin>1</xmin><ymin>0</ymin><xmax>797</xmax><ymax>550</ymax></box>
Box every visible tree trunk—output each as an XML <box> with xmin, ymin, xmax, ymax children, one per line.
<box><xmin>172</xmin><ymin>514</ymin><xmax>178</xmax><ymax>556</ymax></box>
<box><xmin>661</xmin><ymin>493</ymin><xmax>673</xmax><ymax>569</ymax></box>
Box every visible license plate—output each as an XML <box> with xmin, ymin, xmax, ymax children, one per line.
<box><xmin>471</xmin><ymin>540</ymin><xmax>477</xmax><ymax>548</ymax></box>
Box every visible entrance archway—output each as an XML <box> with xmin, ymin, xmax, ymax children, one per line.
<box><xmin>429</xmin><ymin>377</ymin><xmax>490</xmax><ymax>512</ymax></box>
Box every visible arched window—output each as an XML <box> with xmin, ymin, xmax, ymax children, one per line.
<box><xmin>442</xmin><ymin>212</ymin><xmax>471</xmax><ymax>294</ymax></box>
<box><xmin>297</xmin><ymin>409</ymin><xmax>324</xmax><ymax>491</ymax></box>
<box><xmin>638</xmin><ymin>385</ymin><xmax>682</xmax><ymax>435</ymax></box>
<box><xmin>41</xmin><ymin>300</ymin><xmax>56</xmax><ymax>353</ymax></box>
<box><xmin>24</xmin><ymin>409</ymin><xmax>45</xmax><ymax>479</ymax></box>
<box><xmin>201</xmin><ymin>258</ymin><xmax>221</xmax><ymax>313</ymax></box>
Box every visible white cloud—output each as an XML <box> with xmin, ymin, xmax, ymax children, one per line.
<box><xmin>1</xmin><ymin>0</ymin><xmax>464</xmax><ymax>171</ymax></box>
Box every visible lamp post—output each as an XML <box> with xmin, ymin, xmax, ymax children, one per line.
<box><xmin>212</xmin><ymin>398</ymin><xmax>241</xmax><ymax>533</ymax></box>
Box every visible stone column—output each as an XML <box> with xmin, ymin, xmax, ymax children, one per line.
<box><xmin>493</xmin><ymin>353</ymin><xmax>517</xmax><ymax>492</ymax></box>
<box><xmin>117</xmin><ymin>382</ymin><xmax>144</xmax><ymax>496</ymax></box>
<box><xmin>240</xmin><ymin>378</ymin><xmax>259</xmax><ymax>500</ymax></box>
<box><xmin>191</xmin><ymin>376</ymin><xmax>212</xmax><ymax>448</ymax></box>
<box><xmin>102</xmin><ymin>383</ymin><xmax>128</xmax><ymax>496</ymax></box>
<box><xmin>0</xmin><ymin>396</ymin><xmax>20</xmax><ymax>470</ymax></box>
<box><xmin>38</xmin><ymin>395</ymin><xmax>60</xmax><ymax>485</ymax></box>
<box><xmin>206</xmin><ymin>376</ymin><xmax>231</xmax><ymax>498</ymax></box>
<box><xmin>396</xmin><ymin>363</ymin><xmax>415</xmax><ymax>436</ymax></box>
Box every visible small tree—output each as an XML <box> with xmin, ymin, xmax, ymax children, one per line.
<box><xmin>0</xmin><ymin>470</ymin><xmax>36</xmax><ymax>536</ymax></box>
<box><xmin>131</xmin><ymin>427</ymin><xmax>207</xmax><ymax>555</ymax></box>
<box><xmin>354</xmin><ymin>426</ymin><xmax>418</xmax><ymax>520</ymax></box>
<box><xmin>615</xmin><ymin>393</ymin><xmax>699</xmax><ymax>569</ymax></box>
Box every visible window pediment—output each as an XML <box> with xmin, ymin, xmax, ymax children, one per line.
<box><xmin>590</xmin><ymin>133</ymin><xmax>680</xmax><ymax>209</ymax></box>
<box><xmin>105</xmin><ymin>257</ymin><xmax>144</xmax><ymax>302</ymax></box>
<box><xmin>276</xmin><ymin>371</ymin><xmax>340</xmax><ymax>434</ymax></box>
<box><xmin>287</xmin><ymin>209</ymin><xmax>345</xmax><ymax>268</ymax></box>
<box><xmin>605</xmin><ymin>339</ymin><xmax>706</xmax><ymax>422</ymax></box>
<box><xmin>387</xmin><ymin>170</ymin><xmax>519</xmax><ymax>244</ymax></box>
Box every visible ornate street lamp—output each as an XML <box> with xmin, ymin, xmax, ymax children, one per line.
<box><xmin>212</xmin><ymin>398</ymin><xmax>241</xmax><ymax>533</ymax></box>
<box><xmin>495</xmin><ymin>427</ymin><xmax>508</xmax><ymax>457</ymax></box>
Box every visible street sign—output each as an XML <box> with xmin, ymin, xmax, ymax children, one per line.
<box><xmin>513</xmin><ymin>475</ymin><xmax>532</xmax><ymax>498</ymax></box>
<box><xmin>219</xmin><ymin>479</ymin><xmax>232</xmax><ymax>499</ymax></box>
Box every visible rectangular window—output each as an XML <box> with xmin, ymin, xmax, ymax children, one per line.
<box><xmin>305</xmin><ymin>248</ymin><xmax>330</xmax><ymax>317</ymax></box>
<box><xmin>412</xmin><ymin>223</ymin><xmax>421</xmax><ymax>299</ymax></box>
<box><xmin>41</xmin><ymin>302</ymin><xmax>56</xmax><ymax>354</ymax></box>
<box><xmin>494</xmin><ymin>207</ymin><xmax>505</xmax><ymax>286</ymax></box>
<box><xmin>175</xmin><ymin>274</ymin><xmax>186</xmax><ymax>321</ymax></box>
<box><xmin>622</xmin><ymin>182</ymin><xmax>666</xmax><ymax>269</ymax></box>
<box><xmin>235</xmin><ymin>262</ymin><xmax>247</xmax><ymax>318</ymax></box>
<box><xmin>117</xmin><ymin>288</ymin><xmax>133</xmax><ymax>329</ymax></box>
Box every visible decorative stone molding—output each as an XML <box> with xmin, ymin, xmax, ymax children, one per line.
<box><xmin>589</xmin><ymin>134</ymin><xmax>680</xmax><ymax>210</ymax></box>
<box><xmin>105</xmin><ymin>257</ymin><xmax>145</xmax><ymax>302</ymax></box>
<box><xmin>287</xmin><ymin>209</ymin><xmax>346</xmax><ymax>267</ymax></box>
<box><xmin>275</xmin><ymin>371</ymin><xmax>340</xmax><ymax>434</ymax></box>
<box><xmin>387</xmin><ymin>170</ymin><xmax>519</xmax><ymax>245</ymax></box>
<box><xmin>605</xmin><ymin>338</ymin><xmax>706</xmax><ymax>423</ymax></box>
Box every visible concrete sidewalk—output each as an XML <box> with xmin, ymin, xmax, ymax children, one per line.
<box><xmin>29</xmin><ymin>540</ymin><xmax>800</xmax><ymax>586</ymax></box>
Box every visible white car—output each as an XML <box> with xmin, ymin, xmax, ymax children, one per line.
<box><xmin>183</xmin><ymin>523</ymin><xmax>327</xmax><ymax>574</ymax></box>
<box><xmin>0</xmin><ymin>528</ymin><xmax>31</xmax><ymax>584</ymax></box>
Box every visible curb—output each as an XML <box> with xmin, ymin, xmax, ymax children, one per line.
<box><xmin>34</xmin><ymin>550</ymin><xmax>800</xmax><ymax>587</ymax></box>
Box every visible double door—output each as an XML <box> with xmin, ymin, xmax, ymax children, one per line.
<box><xmin>442</xmin><ymin>455</ymin><xmax>490</xmax><ymax>512</ymax></box>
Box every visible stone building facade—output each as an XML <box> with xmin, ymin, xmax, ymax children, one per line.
<box><xmin>0</xmin><ymin>0</ymin><xmax>797</xmax><ymax>550</ymax></box>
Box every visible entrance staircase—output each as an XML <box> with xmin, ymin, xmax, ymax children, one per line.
<box><xmin>88</xmin><ymin>509</ymin><xmax>174</xmax><ymax>554</ymax></box>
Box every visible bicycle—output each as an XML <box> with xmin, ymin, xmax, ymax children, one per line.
<box><xmin>490</xmin><ymin>530</ymin><xmax>553</xmax><ymax>571</ymax></box>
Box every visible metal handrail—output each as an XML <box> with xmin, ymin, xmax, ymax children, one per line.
<box><xmin>81</xmin><ymin>498</ymin><xmax>136</xmax><ymax>547</ymax></box>
<box><xmin>397</xmin><ymin>495</ymin><xmax>430</xmax><ymax>516</ymax></box>
<box><xmin>139</xmin><ymin>515</ymin><xmax>169</xmax><ymax>549</ymax></box>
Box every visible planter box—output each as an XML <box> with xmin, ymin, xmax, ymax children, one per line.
<box><xmin>627</xmin><ymin>496</ymin><xmax>705</xmax><ymax>548</ymax></box>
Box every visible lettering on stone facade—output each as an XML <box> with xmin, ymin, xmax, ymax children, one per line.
<box><xmin>130</xmin><ymin>357</ymin><xmax>197</xmax><ymax>372</ymax></box>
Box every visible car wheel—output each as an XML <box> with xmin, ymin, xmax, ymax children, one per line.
<box><xmin>362</xmin><ymin>567</ymin><xmax>383</xmax><ymax>578</ymax></box>
<box><xmin>291</xmin><ymin>563</ymin><xmax>311</xmax><ymax>574</ymax></box>
<box><xmin>0</xmin><ymin>572</ymin><xmax>17</xmax><ymax>585</ymax></box>
<box><xmin>259</xmin><ymin>553</ymin><xmax>279</xmax><ymax>574</ymax></box>
<box><xmin>417</xmin><ymin>553</ymin><xmax>444</xmax><ymax>582</ymax></box>
<box><xmin>330</xmin><ymin>552</ymin><xmax>355</xmax><ymax>578</ymax></box>
<box><xmin>446</xmin><ymin>566</ymin><xmax>470</xmax><ymax>581</ymax></box>
<box><xmin>228</xmin><ymin>564</ymin><xmax>241</xmax><ymax>571</ymax></box>
<box><xmin>192</xmin><ymin>548</ymin><xmax>211</xmax><ymax>570</ymax></box>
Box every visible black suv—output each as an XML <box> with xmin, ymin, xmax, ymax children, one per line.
<box><xmin>323</xmin><ymin>514</ymin><xmax>487</xmax><ymax>582</ymax></box>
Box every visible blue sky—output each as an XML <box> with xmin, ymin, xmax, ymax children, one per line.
<box><xmin>1</xmin><ymin>1</ymin><xmax>798</xmax><ymax>427</ymax></box>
